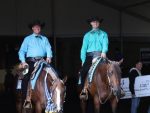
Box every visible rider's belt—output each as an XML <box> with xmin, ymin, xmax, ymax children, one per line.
<box><xmin>26</xmin><ymin>57</ymin><xmax>44</xmax><ymax>62</ymax></box>
<box><xmin>86</xmin><ymin>51</ymin><xmax>101</xmax><ymax>57</ymax></box>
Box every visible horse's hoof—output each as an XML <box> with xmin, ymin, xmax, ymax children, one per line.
<box><xmin>79</xmin><ymin>89</ymin><xmax>88</xmax><ymax>100</ymax></box>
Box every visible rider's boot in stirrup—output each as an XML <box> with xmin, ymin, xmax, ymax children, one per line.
<box><xmin>23</xmin><ymin>100</ymin><xmax>32</xmax><ymax>109</ymax></box>
<box><xmin>79</xmin><ymin>88</ymin><xmax>88</xmax><ymax>100</ymax></box>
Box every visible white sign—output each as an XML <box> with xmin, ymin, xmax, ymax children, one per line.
<box><xmin>121</xmin><ymin>75</ymin><xmax>150</xmax><ymax>99</ymax></box>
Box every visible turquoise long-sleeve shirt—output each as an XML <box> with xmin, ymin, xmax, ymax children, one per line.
<box><xmin>18</xmin><ymin>33</ymin><xmax>52</xmax><ymax>63</ymax></box>
<box><xmin>80</xmin><ymin>29</ymin><xmax>109</xmax><ymax>64</ymax></box>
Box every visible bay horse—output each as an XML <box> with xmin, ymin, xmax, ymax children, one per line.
<box><xmin>15</xmin><ymin>62</ymin><xmax>67</xmax><ymax>113</ymax></box>
<box><xmin>79</xmin><ymin>58</ymin><xmax>122</xmax><ymax>113</ymax></box>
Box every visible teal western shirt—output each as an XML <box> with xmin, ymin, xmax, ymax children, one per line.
<box><xmin>80</xmin><ymin>29</ymin><xmax>109</xmax><ymax>64</ymax></box>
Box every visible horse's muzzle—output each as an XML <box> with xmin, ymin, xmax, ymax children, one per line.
<box><xmin>57</xmin><ymin>106</ymin><xmax>63</xmax><ymax>113</ymax></box>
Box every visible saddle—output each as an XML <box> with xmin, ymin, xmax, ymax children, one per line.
<box><xmin>79</xmin><ymin>57</ymin><xmax>103</xmax><ymax>100</ymax></box>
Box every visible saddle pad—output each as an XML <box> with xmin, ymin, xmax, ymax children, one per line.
<box><xmin>77</xmin><ymin>57</ymin><xmax>102</xmax><ymax>85</ymax></box>
<box><xmin>30</xmin><ymin>60</ymin><xmax>58</xmax><ymax>89</ymax></box>
<box><xmin>31</xmin><ymin>60</ymin><xmax>47</xmax><ymax>89</ymax></box>
<box><xmin>44</xmin><ymin>67</ymin><xmax>58</xmax><ymax>80</ymax></box>
<box><xmin>88</xmin><ymin>57</ymin><xmax>102</xmax><ymax>83</ymax></box>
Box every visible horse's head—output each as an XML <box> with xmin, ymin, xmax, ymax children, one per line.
<box><xmin>107</xmin><ymin>60</ymin><xmax>122</xmax><ymax>98</ymax></box>
<box><xmin>50</xmin><ymin>76</ymin><xmax>67</xmax><ymax>113</ymax></box>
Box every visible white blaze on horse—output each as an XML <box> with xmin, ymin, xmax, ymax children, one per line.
<box><xmin>15</xmin><ymin>60</ymin><xmax>67</xmax><ymax>113</ymax></box>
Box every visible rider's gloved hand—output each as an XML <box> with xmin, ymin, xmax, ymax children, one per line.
<box><xmin>46</xmin><ymin>57</ymin><xmax>52</xmax><ymax>64</ymax></box>
<box><xmin>20</xmin><ymin>62</ymin><xmax>28</xmax><ymax>69</ymax></box>
<box><xmin>101</xmin><ymin>53</ymin><xmax>106</xmax><ymax>58</ymax></box>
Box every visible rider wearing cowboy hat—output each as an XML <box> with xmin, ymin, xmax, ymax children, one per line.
<box><xmin>79</xmin><ymin>16</ymin><xmax>109</xmax><ymax>97</ymax></box>
<box><xmin>18</xmin><ymin>19</ymin><xmax>53</xmax><ymax>108</ymax></box>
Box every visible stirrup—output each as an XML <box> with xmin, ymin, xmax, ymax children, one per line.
<box><xmin>23</xmin><ymin>100</ymin><xmax>32</xmax><ymax>109</ymax></box>
<box><xmin>79</xmin><ymin>89</ymin><xmax>88</xmax><ymax>100</ymax></box>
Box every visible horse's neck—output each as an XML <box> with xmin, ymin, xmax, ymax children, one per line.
<box><xmin>94</xmin><ymin>72</ymin><xmax>108</xmax><ymax>87</ymax></box>
<box><xmin>94</xmin><ymin>63</ymin><xmax>110</xmax><ymax>90</ymax></box>
<box><xmin>37</xmin><ymin>69</ymin><xmax>59</xmax><ymax>88</ymax></box>
<box><xmin>97</xmin><ymin>64</ymin><xmax>108</xmax><ymax>81</ymax></box>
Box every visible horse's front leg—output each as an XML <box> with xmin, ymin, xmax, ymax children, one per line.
<box><xmin>94</xmin><ymin>94</ymin><xmax>100</xmax><ymax>113</ymax></box>
<box><xmin>16</xmin><ymin>100</ymin><xmax>22</xmax><ymax>113</ymax></box>
<box><xmin>80</xmin><ymin>100</ymin><xmax>87</xmax><ymax>113</ymax></box>
<box><xmin>35</xmin><ymin>102</ymin><xmax>42</xmax><ymax>113</ymax></box>
<box><xmin>110</xmin><ymin>97</ymin><xmax>118</xmax><ymax>113</ymax></box>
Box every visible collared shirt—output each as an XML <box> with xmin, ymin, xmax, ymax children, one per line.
<box><xmin>129</xmin><ymin>68</ymin><xmax>141</xmax><ymax>76</ymax></box>
<box><xmin>80</xmin><ymin>29</ymin><xmax>109</xmax><ymax>64</ymax></box>
<box><xmin>18</xmin><ymin>33</ymin><xmax>52</xmax><ymax>63</ymax></box>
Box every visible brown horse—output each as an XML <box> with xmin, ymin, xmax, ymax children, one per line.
<box><xmin>79</xmin><ymin>58</ymin><xmax>122</xmax><ymax>113</ymax></box>
<box><xmin>15</xmin><ymin>63</ymin><xmax>67</xmax><ymax>113</ymax></box>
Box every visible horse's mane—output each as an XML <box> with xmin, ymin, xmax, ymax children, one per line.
<box><xmin>96</xmin><ymin>58</ymin><xmax>121</xmax><ymax>81</ymax></box>
<box><xmin>95</xmin><ymin>58</ymin><xmax>109</xmax><ymax>82</ymax></box>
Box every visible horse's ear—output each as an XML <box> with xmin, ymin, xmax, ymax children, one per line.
<box><xmin>118</xmin><ymin>58</ymin><xmax>123</xmax><ymax>65</ymax></box>
<box><xmin>63</xmin><ymin>75</ymin><xmax>67</xmax><ymax>83</ymax></box>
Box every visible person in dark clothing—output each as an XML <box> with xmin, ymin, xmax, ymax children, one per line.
<box><xmin>129</xmin><ymin>60</ymin><xmax>143</xmax><ymax>113</ymax></box>
<box><xmin>114</xmin><ymin>47</ymin><xmax>123</xmax><ymax>61</ymax></box>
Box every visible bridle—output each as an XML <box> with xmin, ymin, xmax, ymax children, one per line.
<box><xmin>96</xmin><ymin>61</ymin><xmax>117</xmax><ymax>104</ymax></box>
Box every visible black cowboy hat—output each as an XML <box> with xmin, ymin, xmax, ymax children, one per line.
<box><xmin>87</xmin><ymin>16</ymin><xmax>103</xmax><ymax>24</ymax></box>
<box><xmin>28</xmin><ymin>20</ymin><xmax>45</xmax><ymax>29</ymax></box>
